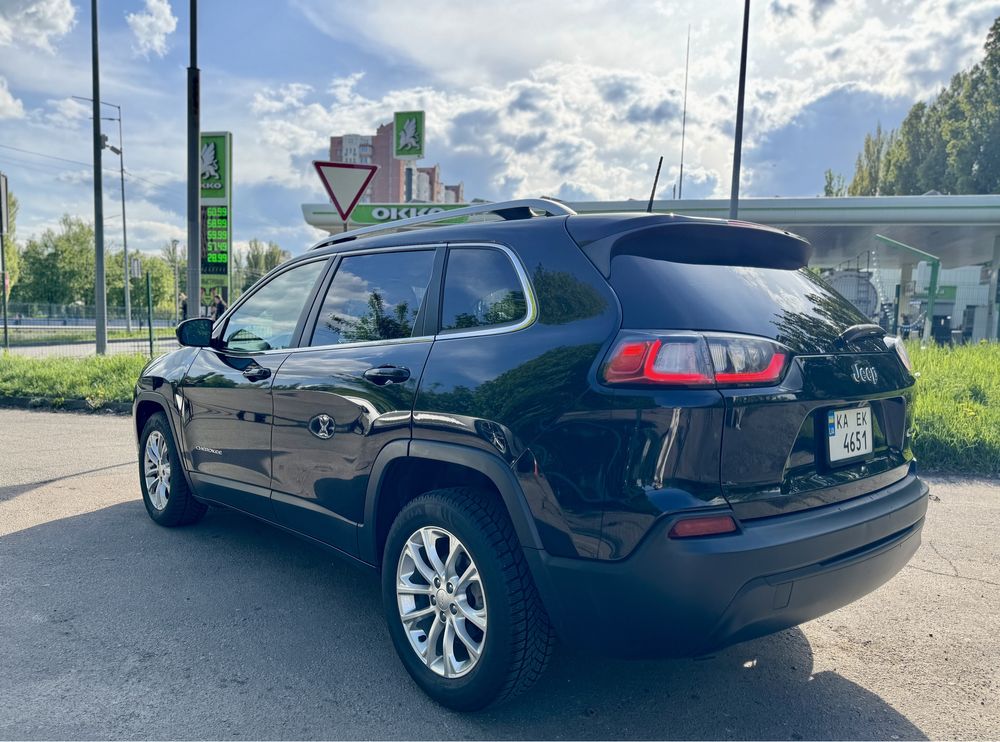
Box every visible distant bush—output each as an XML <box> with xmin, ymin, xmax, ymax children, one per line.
<box><xmin>1</xmin><ymin>344</ymin><xmax>998</xmax><ymax>476</ymax></box>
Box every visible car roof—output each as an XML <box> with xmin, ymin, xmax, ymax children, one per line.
<box><xmin>300</xmin><ymin>210</ymin><xmax>804</xmax><ymax>260</ymax></box>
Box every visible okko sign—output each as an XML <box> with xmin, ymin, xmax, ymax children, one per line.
<box><xmin>199</xmin><ymin>132</ymin><xmax>232</xmax><ymax>303</ymax></box>
<box><xmin>393</xmin><ymin>111</ymin><xmax>425</xmax><ymax>160</ymax></box>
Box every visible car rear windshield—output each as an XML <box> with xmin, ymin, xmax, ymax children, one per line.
<box><xmin>610</xmin><ymin>255</ymin><xmax>870</xmax><ymax>354</ymax></box>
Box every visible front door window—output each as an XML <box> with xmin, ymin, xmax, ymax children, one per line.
<box><xmin>222</xmin><ymin>261</ymin><xmax>326</xmax><ymax>352</ymax></box>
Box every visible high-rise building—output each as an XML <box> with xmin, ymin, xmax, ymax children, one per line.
<box><xmin>329</xmin><ymin>123</ymin><xmax>407</xmax><ymax>203</ymax></box>
<box><xmin>329</xmin><ymin>120</ymin><xmax>464</xmax><ymax>204</ymax></box>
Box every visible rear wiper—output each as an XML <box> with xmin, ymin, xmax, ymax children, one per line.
<box><xmin>837</xmin><ymin>323</ymin><xmax>886</xmax><ymax>348</ymax></box>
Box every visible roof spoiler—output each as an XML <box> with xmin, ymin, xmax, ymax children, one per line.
<box><xmin>569</xmin><ymin>217</ymin><xmax>813</xmax><ymax>276</ymax></box>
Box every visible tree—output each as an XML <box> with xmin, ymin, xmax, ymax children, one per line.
<box><xmin>847</xmin><ymin>122</ymin><xmax>892</xmax><ymax>195</ymax></box>
<box><xmin>2</xmin><ymin>186</ymin><xmax>19</xmax><ymax>296</ymax></box>
<box><xmin>961</xmin><ymin>17</ymin><xmax>1000</xmax><ymax>193</ymax></box>
<box><xmin>822</xmin><ymin>169</ymin><xmax>847</xmax><ymax>197</ymax></box>
<box><xmin>832</xmin><ymin>15</ymin><xmax>1000</xmax><ymax>196</ymax></box>
<box><xmin>882</xmin><ymin>102</ymin><xmax>930</xmax><ymax>194</ymax></box>
<box><xmin>106</xmin><ymin>249</ymin><xmax>174</xmax><ymax>313</ymax></box>
<box><xmin>160</xmin><ymin>240</ymin><xmax>185</xmax><ymax>292</ymax></box>
<box><xmin>237</xmin><ymin>238</ymin><xmax>290</xmax><ymax>292</ymax></box>
<box><xmin>12</xmin><ymin>215</ymin><xmax>95</xmax><ymax>305</ymax></box>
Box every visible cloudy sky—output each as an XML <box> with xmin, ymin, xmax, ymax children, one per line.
<box><xmin>0</xmin><ymin>0</ymin><xmax>998</xmax><ymax>257</ymax></box>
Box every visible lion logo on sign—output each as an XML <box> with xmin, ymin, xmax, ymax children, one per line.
<box><xmin>398</xmin><ymin>117</ymin><xmax>420</xmax><ymax>152</ymax></box>
<box><xmin>200</xmin><ymin>142</ymin><xmax>220</xmax><ymax>180</ymax></box>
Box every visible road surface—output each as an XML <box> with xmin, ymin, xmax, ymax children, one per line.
<box><xmin>1</xmin><ymin>408</ymin><xmax>997</xmax><ymax>740</ymax></box>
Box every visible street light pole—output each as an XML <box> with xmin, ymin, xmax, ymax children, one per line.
<box><xmin>171</xmin><ymin>238</ymin><xmax>180</xmax><ymax>322</ymax></box>
<box><xmin>90</xmin><ymin>0</ymin><xmax>107</xmax><ymax>354</ymax></box>
<box><xmin>186</xmin><ymin>0</ymin><xmax>200</xmax><ymax>319</ymax></box>
<box><xmin>73</xmin><ymin>96</ymin><xmax>131</xmax><ymax>333</ymax></box>
<box><xmin>115</xmin><ymin>107</ymin><xmax>131</xmax><ymax>332</ymax></box>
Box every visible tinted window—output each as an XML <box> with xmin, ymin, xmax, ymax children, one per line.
<box><xmin>610</xmin><ymin>256</ymin><xmax>869</xmax><ymax>354</ymax></box>
<box><xmin>441</xmin><ymin>248</ymin><xmax>527</xmax><ymax>331</ymax></box>
<box><xmin>222</xmin><ymin>260</ymin><xmax>325</xmax><ymax>352</ymax></box>
<box><xmin>311</xmin><ymin>250</ymin><xmax>435</xmax><ymax>345</ymax></box>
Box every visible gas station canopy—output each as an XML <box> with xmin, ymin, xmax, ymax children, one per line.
<box><xmin>303</xmin><ymin>194</ymin><xmax>1000</xmax><ymax>270</ymax></box>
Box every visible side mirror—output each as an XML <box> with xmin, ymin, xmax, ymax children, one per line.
<box><xmin>176</xmin><ymin>318</ymin><xmax>215</xmax><ymax>348</ymax></box>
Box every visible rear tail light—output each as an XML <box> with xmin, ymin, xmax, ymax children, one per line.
<box><xmin>884</xmin><ymin>335</ymin><xmax>913</xmax><ymax>374</ymax></box>
<box><xmin>602</xmin><ymin>332</ymin><xmax>788</xmax><ymax>387</ymax></box>
<box><xmin>603</xmin><ymin>335</ymin><xmax>714</xmax><ymax>386</ymax></box>
<box><xmin>668</xmin><ymin>515</ymin><xmax>738</xmax><ymax>538</ymax></box>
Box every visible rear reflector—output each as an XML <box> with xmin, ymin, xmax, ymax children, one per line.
<box><xmin>602</xmin><ymin>332</ymin><xmax>788</xmax><ymax>387</ymax></box>
<box><xmin>668</xmin><ymin>515</ymin><xmax>738</xmax><ymax>538</ymax></box>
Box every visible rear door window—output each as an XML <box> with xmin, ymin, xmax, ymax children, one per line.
<box><xmin>310</xmin><ymin>250</ymin><xmax>435</xmax><ymax>345</ymax></box>
<box><xmin>440</xmin><ymin>247</ymin><xmax>528</xmax><ymax>332</ymax></box>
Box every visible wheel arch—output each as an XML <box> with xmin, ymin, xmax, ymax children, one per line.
<box><xmin>134</xmin><ymin>395</ymin><xmax>168</xmax><ymax>441</ymax></box>
<box><xmin>133</xmin><ymin>390</ymin><xmax>196</xmax><ymax>488</ymax></box>
<box><xmin>360</xmin><ymin>439</ymin><xmax>544</xmax><ymax>567</ymax></box>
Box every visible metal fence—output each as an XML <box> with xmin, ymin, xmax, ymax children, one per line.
<box><xmin>1</xmin><ymin>303</ymin><xmax>179</xmax><ymax>358</ymax></box>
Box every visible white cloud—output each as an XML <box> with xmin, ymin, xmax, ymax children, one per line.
<box><xmin>291</xmin><ymin>0</ymin><xmax>1000</xmax><ymax>198</ymax></box>
<box><xmin>43</xmin><ymin>96</ymin><xmax>89</xmax><ymax>127</ymax></box>
<box><xmin>236</xmin><ymin>65</ymin><xmax>721</xmax><ymax>201</ymax></box>
<box><xmin>250</xmin><ymin>83</ymin><xmax>313</xmax><ymax>115</ymax></box>
<box><xmin>0</xmin><ymin>0</ymin><xmax>75</xmax><ymax>53</ymax></box>
<box><xmin>126</xmin><ymin>0</ymin><xmax>178</xmax><ymax>58</ymax></box>
<box><xmin>0</xmin><ymin>76</ymin><xmax>25</xmax><ymax>118</ymax></box>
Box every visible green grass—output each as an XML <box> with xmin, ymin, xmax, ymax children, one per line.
<box><xmin>7</xmin><ymin>327</ymin><xmax>175</xmax><ymax>346</ymax></box>
<box><xmin>0</xmin><ymin>343</ymin><xmax>997</xmax><ymax>476</ymax></box>
<box><xmin>0</xmin><ymin>353</ymin><xmax>148</xmax><ymax>409</ymax></box>
<box><xmin>907</xmin><ymin>341</ymin><xmax>1000</xmax><ymax>476</ymax></box>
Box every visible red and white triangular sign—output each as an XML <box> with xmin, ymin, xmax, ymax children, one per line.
<box><xmin>313</xmin><ymin>161</ymin><xmax>379</xmax><ymax>221</ymax></box>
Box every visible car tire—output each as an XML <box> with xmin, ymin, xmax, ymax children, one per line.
<box><xmin>382</xmin><ymin>487</ymin><xmax>555</xmax><ymax>711</ymax></box>
<box><xmin>138</xmin><ymin>411</ymin><xmax>207</xmax><ymax>527</ymax></box>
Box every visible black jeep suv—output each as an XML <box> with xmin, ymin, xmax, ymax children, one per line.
<box><xmin>134</xmin><ymin>199</ymin><xmax>928</xmax><ymax>710</ymax></box>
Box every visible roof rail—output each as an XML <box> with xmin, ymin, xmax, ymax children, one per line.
<box><xmin>312</xmin><ymin>197</ymin><xmax>576</xmax><ymax>248</ymax></box>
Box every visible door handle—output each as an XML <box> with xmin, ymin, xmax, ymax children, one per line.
<box><xmin>242</xmin><ymin>364</ymin><xmax>271</xmax><ymax>382</ymax></box>
<box><xmin>363</xmin><ymin>365</ymin><xmax>411</xmax><ymax>385</ymax></box>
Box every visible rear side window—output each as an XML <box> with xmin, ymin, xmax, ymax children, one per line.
<box><xmin>440</xmin><ymin>248</ymin><xmax>527</xmax><ymax>332</ymax></box>
<box><xmin>311</xmin><ymin>250</ymin><xmax>435</xmax><ymax>345</ymax></box>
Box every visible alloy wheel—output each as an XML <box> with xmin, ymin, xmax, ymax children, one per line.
<box><xmin>143</xmin><ymin>430</ymin><xmax>171</xmax><ymax>511</ymax></box>
<box><xmin>396</xmin><ymin>526</ymin><xmax>488</xmax><ymax>678</ymax></box>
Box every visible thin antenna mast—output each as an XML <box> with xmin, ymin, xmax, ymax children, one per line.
<box><xmin>647</xmin><ymin>156</ymin><xmax>663</xmax><ymax>213</ymax></box>
<box><xmin>678</xmin><ymin>24</ymin><xmax>690</xmax><ymax>199</ymax></box>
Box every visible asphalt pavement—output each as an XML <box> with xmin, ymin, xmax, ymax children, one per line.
<box><xmin>1</xmin><ymin>408</ymin><xmax>997</xmax><ymax>740</ymax></box>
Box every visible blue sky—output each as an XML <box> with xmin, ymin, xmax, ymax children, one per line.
<box><xmin>0</xmin><ymin>0</ymin><xmax>998</xmax><ymax>257</ymax></box>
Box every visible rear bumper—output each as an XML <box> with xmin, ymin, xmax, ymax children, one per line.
<box><xmin>525</xmin><ymin>470</ymin><xmax>928</xmax><ymax>657</ymax></box>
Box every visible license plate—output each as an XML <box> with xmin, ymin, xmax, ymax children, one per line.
<box><xmin>827</xmin><ymin>405</ymin><xmax>873</xmax><ymax>463</ymax></box>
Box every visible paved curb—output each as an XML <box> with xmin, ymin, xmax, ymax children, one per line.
<box><xmin>0</xmin><ymin>394</ymin><xmax>130</xmax><ymax>415</ymax></box>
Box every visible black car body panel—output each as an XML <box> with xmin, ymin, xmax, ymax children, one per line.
<box><xmin>134</xmin><ymin>209</ymin><xmax>928</xmax><ymax>658</ymax></box>
<box><xmin>527</xmin><ymin>468</ymin><xmax>927</xmax><ymax>657</ymax></box>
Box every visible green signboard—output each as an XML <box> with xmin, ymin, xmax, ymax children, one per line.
<box><xmin>200</xmin><ymin>133</ymin><xmax>230</xmax><ymax>200</ymax></box>
<box><xmin>393</xmin><ymin>111</ymin><xmax>425</xmax><ymax>160</ymax></box>
<box><xmin>200</xmin><ymin>205</ymin><xmax>230</xmax><ymax>275</ymax></box>
<box><xmin>913</xmin><ymin>285</ymin><xmax>957</xmax><ymax>301</ymax></box>
<box><xmin>349</xmin><ymin>203</ymin><xmax>469</xmax><ymax>224</ymax></box>
<box><xmin>200</xmin><ymin>131</ymin><xmax>232</xmax><ymax>302</ymax></box>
